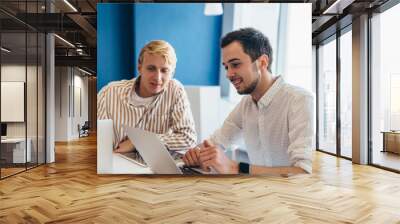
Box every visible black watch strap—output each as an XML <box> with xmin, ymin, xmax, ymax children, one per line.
<box><xmin>238</xmin><ymin>162</ymin><xmax>250</xmax><ymax>174</ymax></box>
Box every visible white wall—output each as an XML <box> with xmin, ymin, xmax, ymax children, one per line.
<box><xmin>185</xmin><ymin>86</ymin><xmax>221</xmax><ymax>141</ymax></box>
<box><xmin>284</xmin><ymin>4</ymin><xmax>313</xmax><ymax>93</ymax></box>
<box><xmin>55</xmin><ymin>67</ymin><xmax>68</xmax><ymax>141</ymax></box>
<box><xmin>72</xmin><ymin>73</ymin><xmax>89</xmax><ymax>138</ymax></box>
<box><xmin>234</xmin><ymin>4</ymin><xmax>280</xmax><ymax>70</ymax></box>
<box><xmin>220</xmin><ymin>3</ymin><xmax>281</xmax><ymax>104</ymax></box>
<box><xmin>55</xmin><ymin>67</ymin><xmax>89</xmax><ymax>141</ymax></box>
<box><xmin>184</xmin><ymin>86</ymin><xmax>246</xmax><ymax>151</ymax></box>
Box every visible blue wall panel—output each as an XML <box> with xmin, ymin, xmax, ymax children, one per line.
<box><xmin>97</xmin><ymin>4</ymin><xmax>135</xmax><ymax>91</ymax></box>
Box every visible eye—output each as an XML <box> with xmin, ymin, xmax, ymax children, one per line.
<box><xmin>161</xmin><ymin>68</ymin><xmax>170</xmax><ymax>74</ymax></box>
<box><xmin>147</xmin><ymin>66</ymin><xmax>156</xmax><ymax>71</ymax></box>
<box><xmin>231</xmin><ymin>63</ymin><xmax>240</xmax><ymax>68</ymax></box>
<box><xmin>224</xmin><ymin>65</ymin><xmax>228</xmax><ymax>71</ymax></box>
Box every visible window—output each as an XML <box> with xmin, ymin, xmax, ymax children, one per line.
<box><xmin>284</xmin><ymin>4</ymin><xmax>314</xmax><ymax>94</ymax></box>
<box><xmin>371</xmin><ymin>2</ymin><xmax>400</xmax><ymax>171</ymax></box>
<box><xmin>0</xmin><ymin>2</ymin><xmax>47</xmax><ymax>179</ymax></box>
<box><xmin>390</xmin><ymin>74</ymin><xmax>400</xmax><ymax>130</ymax></box>
<box><xmin>340</xmin><ymin>29</ymin><xmax>352</xmax><ymax>158</ymax></box>
<box><xmin>318</xmin><ymin>37</ymin><xmax>337</xmax><ymax>154</ymax></box>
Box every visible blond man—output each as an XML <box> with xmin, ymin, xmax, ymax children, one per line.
<box><xmin>98</xmin><ymin>40</ymin><xmax>197</xmax><ymax>152</ymax></box>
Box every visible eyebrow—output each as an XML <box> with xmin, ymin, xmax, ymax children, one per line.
<box><xmin>146</xmin><ymin>65</ymin><xmax>169</xmax><ymax>69</ymax></box>
<box><xmin>222</xmin><ymin>58</ymin><xmax>241</xmax><ymax>66</ymax></box>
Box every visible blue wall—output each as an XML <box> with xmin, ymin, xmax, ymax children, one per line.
<box><xmin>97</xmin><ymin>3</ymin><xmax>222</xmax><ymax>91</ymax></box>
<box><xmin>97</xmin><ymin>4</ymin><xmax>135</xmax><ymax>91</ymax></box>
<box><xmin>133</xmin><ymin>3</ymin><xmax>222</xmax><ymax>86</ymax></box>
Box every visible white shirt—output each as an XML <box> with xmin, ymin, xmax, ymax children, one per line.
<box><xmin>129</xmin><ymin>88</ymin><xmax>156</xmax><ymax>106</ymax></box>
<box><xmin>209</xmin><ymin>76</ymin><xmax>315</xmax><ymax>173</ymax></box>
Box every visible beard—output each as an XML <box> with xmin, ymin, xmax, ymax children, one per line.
<box><xmin>237</xmin><ymin>63</ymin><xmax>260</xmax><ymax>95</ymax></box>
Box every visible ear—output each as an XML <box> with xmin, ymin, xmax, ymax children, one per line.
<box><xmin>138</xmin><ymin>63</ymin><xmax>142</xmax><ymax>74</ymax></box>
<box><xmin>260</xmin><ymin>54</ymin><xmax>269</xmax><ymax>71</ymax></box>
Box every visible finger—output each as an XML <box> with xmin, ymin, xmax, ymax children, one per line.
<box><xmin>190</xmin><ymin>150</ymin><xmax>199</xmax><ymax>166</ymax></box>
<box><xmin>199</xmin><ymin>147</ymin><xmax>216</xmax><ymax>157</ymax></box>
<box><xmin>182</xmin><ymin>154</ymin><xmax>188</xmax><ymax>165</ymax></box>
<box><xmin>195</xmin><ymin>149</ymin><xmax>201</xmax><ymax>160</ymax></box>
<box><xmin>202</xmin><ymin>166</ymin><xmax>211</xmax><ymax>172</ymax></box>
<box><xmin>185</xmin><ymin>151</ymin><xmax>195</xmax><ymax>166</ymax></box>
<box><xmin>189</xmin><ymin>149</ymin><xmax>200</xmax><ymax>166</ymax></box>
<box><xmin>190</xmin><ymin>149</ymin><xmax>202</xmax><ymax>166</ymax></box>
<box><xmin>201</xmin><ymin>160</ymin><xmax>214</xmax><ymax>172</ymax></box>
<box><xmin>203</xmin><ymin>139</ymin><xmax>213</xmax><ymax>147</ymax></box>
<box><xmin>183</xmin><ymin>154</ymin><xmax>195</xmax><ymax>166</ymax></box>
<box><xmin>199</xmin><ymin>152</ymin><xmax>216</xmax><ymax>163</ymax></box>
<box><xmin>114</xmin><ymin>145</ymin><xmax>124</xmax><ymax>152</ymax></box>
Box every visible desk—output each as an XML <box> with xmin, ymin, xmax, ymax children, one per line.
<box><xmin>382</xmin><ymin>131</ymin><xmax>400</xmax><ymax>154</ymax></box>
<box><xmin>97</xmin><ymin>119</ymin><xmax>152</xmax><ymax>174</ymax></box>
<box><xmin>1</xmin><ymin>138</ymin><xmax>31</xmax><ymax>163</ymax></box>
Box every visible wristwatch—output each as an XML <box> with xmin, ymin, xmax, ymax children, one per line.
<box><xmin>238</xmin><ymin>162</ymin><xmax>250</xmax><ymax>174</ymax></box>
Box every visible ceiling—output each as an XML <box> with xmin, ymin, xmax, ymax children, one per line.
<box><xmin>309</xmin><ymin>0</ymin><xmax>391</xmax><ymax>44</ymax></box>
<box><xmin>0</xmin><ymin>0</ymin><xmax>394</xmax><ymax>76</ymax></box>
<box><xmin>0</xmin><ymin>0</ymin><xmax>97</xmax><ymax>74</ymax></box>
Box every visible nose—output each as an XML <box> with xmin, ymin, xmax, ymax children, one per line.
<box><xmin>154</xmin><ymin>69</ymin><xmax>162</xmax><ymax>81</ymax></box>
<box><xmin>226</xmin><ymin>67</ymin><xmax>235</xmax><ymax>79</ymax></box>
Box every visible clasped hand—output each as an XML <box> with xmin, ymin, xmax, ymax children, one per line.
<box><xmin>182</xmin><ymin>140</ymin><xmax>238</xmax><ymax>174</ymax></box>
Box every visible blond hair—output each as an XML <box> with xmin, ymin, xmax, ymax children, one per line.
<box><xmin>138</xmin><ymin>40</ymin><xmax>177</xmax><ymax>72</ymax></box>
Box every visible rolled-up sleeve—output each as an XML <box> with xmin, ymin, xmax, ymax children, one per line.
<box><xmin>287</xmin><ymin>93</ymin><xmax>315</xmax><ymax>173</ymax></box>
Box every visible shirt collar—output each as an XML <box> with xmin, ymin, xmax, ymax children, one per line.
<box><xmin>257</xmin><ymin>76</ymin><xmax>284</xmax><ymax>109</ymax></box>
<box><xmin>125</xmin><ymin>76</ymin><xmax>141</xmax><ymax>106</ymax></box>
<box><xmin>126</xmin><ymin>76</ymin><xmax>165</xmax><ymax>106</ymax></box>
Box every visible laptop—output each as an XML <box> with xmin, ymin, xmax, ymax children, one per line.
<box><xmin>125</xmin><ymin>126</ymin><xmax>214</xmax><ymax>174</ymax></box>
<box><xmin>118</xmin><ymin>151</ymin><xmax>147</xmax><ymax>167</ymax></box>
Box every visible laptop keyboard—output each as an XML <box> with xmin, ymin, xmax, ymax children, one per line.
<box><xmin>180</xmin><ymin>166</ymin><xmax>201</xmax><ymax>175</ymax></box>
<box><xmin>120</xmin><ymin>150</ymin><xmax>202</xmax><ymax>174</ymax></box>
<box><xmin>119</xmin><ymin>151</ymin><xmax>147</xmax><ymax>167</ymax></box>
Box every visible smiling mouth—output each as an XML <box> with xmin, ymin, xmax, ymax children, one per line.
<box><xmin>150</xmin><ymin>82</ymin><xmax>162</xmax><ymax>88</ymax></box>
<box><xmin>230</xmin><ymin>77</ymin><xmax>243</xmax><ymax>88</ymax></box>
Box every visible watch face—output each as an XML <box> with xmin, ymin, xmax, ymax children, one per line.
<box><xmin>239</xmin><ymin>162</ymin><xmax>250</xmax><ymax>174</ymax></box>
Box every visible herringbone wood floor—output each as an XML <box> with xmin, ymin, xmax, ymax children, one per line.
<box><xmin>1</xmin><ymin>134</ymin><xmax>400</xmax><ymax>223</ymax></box>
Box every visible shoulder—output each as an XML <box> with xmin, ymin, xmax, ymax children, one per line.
<box><xmin>167</xmin><ymin>79</ymin><xmax>185</xmax><ymax>90</ymax></box>
<box><xmin>166</xmin><ymin>79</ymin><xmax>186</xmax><ymax>96</ymax></box>
<box><xmin>98</xmin><ymin>79</ymin><xmax>134</xmax><ymax>96</ymax></box>
<box><xmin>282</xmin><ymin>82</ymin><xmax>314</xmax><ymax>103</ymax></box>
<box><xmin>232</xmin><ymin>95</ymin><xmax>253</xmax><ymax>113</ymax></box>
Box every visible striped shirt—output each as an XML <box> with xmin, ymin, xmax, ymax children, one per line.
<box><xmin>97</xmin><ymin>77</ymin><xmax>197</xmax><ymax>150</ymax></box>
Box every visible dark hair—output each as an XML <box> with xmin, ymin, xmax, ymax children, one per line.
<box><xmin>221</xmin><ymin>27</ymin><xmax>273</xmax><ymax>72</ymax></box>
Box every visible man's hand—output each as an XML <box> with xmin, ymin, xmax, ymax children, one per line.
<box><xmin>182</xmin><ymin>146</ymin><xmax>201</xmax><ymax>167</ymax></box>
<box><xmin>182</xmin><ymin>145</ymin><xmax>212</xmax><ymax>171</ymax></box>
<box><xmin>198</xmin><ymin>140</ymin><xmax>238</xmax><ymax>174</ymax></box>
<box><xmin>114</xmin><ymin>139</ymin><xmax>135</xmax><ymax>153</ymax></box>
